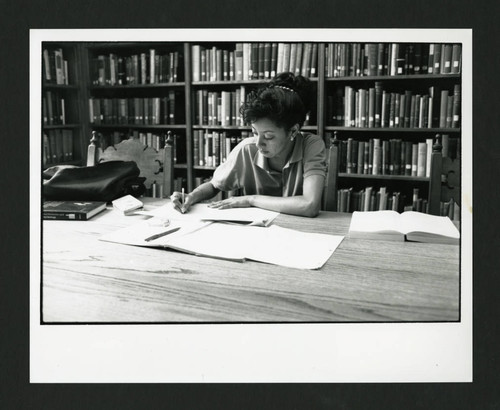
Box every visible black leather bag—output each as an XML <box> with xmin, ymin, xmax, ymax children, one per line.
<box><xmin>43</xmin><ymin>161</ymin><xmax>146</xmax><ymax>202</ymax></box>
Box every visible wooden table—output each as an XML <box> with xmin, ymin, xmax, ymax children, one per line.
<box><xmin>42</xmin><ymin>198</ymin><xmax>460</xmax><ymax>323</ymax></box>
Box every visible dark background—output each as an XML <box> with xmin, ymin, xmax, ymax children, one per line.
<box><xmin>1</xmin><ymin>0</ymin><xmax>498</xmax><ymax>408</ymax></box>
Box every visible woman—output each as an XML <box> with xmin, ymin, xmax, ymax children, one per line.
<box><xmin>171</xmin><ymin>72</ymin><xmax>327</xmax><ymax>217</ymax></box>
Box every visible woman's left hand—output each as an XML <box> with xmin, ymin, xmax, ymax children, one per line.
<box><xmin>208</xmin><ymin>196</ymin><xmax>252</xmax><ymax>209</ymax></box>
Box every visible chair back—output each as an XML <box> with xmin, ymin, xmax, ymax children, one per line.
<box><xmin>429</xmin><ymin>134</ymin><xmax>461</xmax><ymax>216</ymax></box>
<box><xmin>87</xmin><ymin>132</ymin><xmax>174</xmax><ymax>197</ymax></box>
<box><xmin>322</xmin><ymin>133</ymin><xmax>340</xmax><ymax>211</ymax></box>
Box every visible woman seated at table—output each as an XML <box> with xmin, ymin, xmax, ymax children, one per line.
<box><xmin>171</xmin><ymin>72</ymin><xmax>327</xmax><ymax>217</ymax></box>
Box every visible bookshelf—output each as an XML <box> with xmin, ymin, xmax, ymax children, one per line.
<box><xmin>322</xmin><ymin>42</ymin><xmax>461</xmax><ymax>218</ymax></box>
<box><xmin>42</xmin><ymin>43</ymin><xmax>87</xmax><ymax>168</ymax></box>
<box><xmin>80</xmin><ymin>42</ymin><xmax>188</xmax><ymax>196</ymax></box>
<box><xmin>41</xmin><ymin>41</ymin><xmax>461</xmax><ymax>217</ymax></box>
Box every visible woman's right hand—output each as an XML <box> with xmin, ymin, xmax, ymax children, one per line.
<box><xmin>170</xmin><ymin>191</ymin><xmax>194</xmax><ymax>214</ymax></box>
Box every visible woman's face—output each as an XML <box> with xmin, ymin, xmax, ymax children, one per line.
<box><xmin>251</xmin><ymin>118</ymin><xmax>295</xmax><ymax>159</ymax></box>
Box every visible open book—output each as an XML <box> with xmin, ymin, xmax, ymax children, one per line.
<box><xmin>348</xmin><ymin>210</ymin><xmax>460</xmax><ymax>244</ymax></box>
<box><xmin>100</xmin><ymin>218</ymin><xmax>344</xmax><ymax>270</ymax></box>
<box><xmin>138</xmin><ymin>203</ymin><xmax>279</xmax><ymax>227</ymax></box>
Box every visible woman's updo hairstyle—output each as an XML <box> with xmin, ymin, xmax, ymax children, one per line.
<box><xmin>240</xmin><ymin>72</ymin><xmax>314</xmax><ymax>131</ymax></box>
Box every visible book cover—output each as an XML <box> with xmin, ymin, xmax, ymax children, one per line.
<box><xmin>43</xmin><ymin>201</ymin><xmax>106</xmax><ymax>221</ymax></box>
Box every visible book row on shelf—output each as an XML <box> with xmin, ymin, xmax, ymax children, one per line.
<box><xmin>191</xmin><ymin>43</ymin><xmax>318</xmax><ymax>82</ymax></box>
<box><xmin>339</xmin><ymin>138</ymin><xmax>430</xmax><ymax>178</ymax></box>
<box><xmin>328</xmin><ymin>83</ymin><xmax>460</xmax><ymax>128</ymax></box>
<box><xmin>337</xmin><ymin>135</ymin><xmax>460</xmax><ymax>177</ymax></box>
<box><xmin>90</xmin><ymin>50</ymin><xmax>183</xmax><ymax>86</ymax></box>
<box><xmin>43</xmin><ymin>91</ymin><xmax>67</xmax><ymax>125</ymax></box>
<box><xmin>88</xmin><ymin>93</ymin><xmax>183</xmax><ymax>125</ymax></box>
<box><xmin>195</xmin><ymin>87</ymin><xmax>313</xmax><ymax>127</ymax></box>
<box><xmin>42</xmin><ymin>48</ymin><xmax>70</xmax><ymax>85</ymax></box>
<box><xmin>193</xmin><ymin>130</ymin><xmax>250</xmax><ymax>167</ymax></box>
<box><xmin>325</xmin><ymin>43</ymin><xmax>462</xmax><ymax>78</ymax></box>
<box><xmin>336</xmin><ymin>185</ymin><xmax>458</xmax><ymax>220</ymax></box>
<box><xmin>43</xmin><ymin>129</ymin><xmax>74</xmax><ymax>166</ymax></box>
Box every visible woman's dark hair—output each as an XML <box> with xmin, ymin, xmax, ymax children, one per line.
<box><xmin>240</xmin><ymin>72</ymin><xmax>314</xmax><ymax>130</ymax></box>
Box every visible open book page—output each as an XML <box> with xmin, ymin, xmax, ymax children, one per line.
<box><xmin>348</xmin><ymin>210</ymin><xmax>403</xmax><ymax>239</ymax></box>
<box><xmin>400</xmin><ymin>211</ymin><xmax>460</xmax><ymax>242</ymax></box>
<box><xmin>138</xmin><ymin>202</ymin><xmax>279</xmax><ymax>226</ymax></box>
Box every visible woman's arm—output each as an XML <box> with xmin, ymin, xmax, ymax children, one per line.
<box><xmin>170</xmin><ymin>181</ymin><xmax>219</xmax><ymax>213</ymax></box>
<box><xmin>209</xmin><ymin>174</ymin><xmax>325</xmax><ymax>217</ymax></box>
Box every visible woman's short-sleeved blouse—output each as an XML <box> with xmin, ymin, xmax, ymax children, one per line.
<box><xmin>210</xmin><ymin>132</ymin><xmax>326</xmax><ymax>196</ymax></box>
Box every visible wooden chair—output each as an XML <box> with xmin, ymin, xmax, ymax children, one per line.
<box><xmin>429</xmin><ymin>135</ymin><xmax>461</xmax><ymax>217</ymax></box>
<box><xmin>87</xmin><ymin>131</ymin><xmax>175</xmax><ymax>198</ymax></box>
<box><xmin>322</xmin><ymin>132</ymin><xmax>340</xmax><ymax>211</ymax></box>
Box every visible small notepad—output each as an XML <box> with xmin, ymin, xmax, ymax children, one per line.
<box><xmin>112</xmin><ymin>195</ymin><xmax>144</xmax><ymax>215</ymax></box>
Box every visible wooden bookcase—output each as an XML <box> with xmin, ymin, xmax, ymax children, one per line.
<box><xmin>42</xmin><ymin>42</ymin><xmax>87</xmax><ymax>167</ymax></box>
<box><xmin>322</xmin><ymin>42</ymin><xmax>461</xmax><ymax>217</ymax></box>
<box><xmin>41</xmin><ymin>41</ymin><xmax>461</xmax><ymax>217</ymax></box>
<box><xmin>80</xmin><ymin>42</ymin><xmax>189</xmax><ymax>195</ymax></box>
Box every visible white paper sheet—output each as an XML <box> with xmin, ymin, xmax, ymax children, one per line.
<box><xmin>100</xmin><ymin>218</ymin><xmax>344</xmax><ymax>269</ymax></box>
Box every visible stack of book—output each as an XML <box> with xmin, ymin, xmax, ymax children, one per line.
<box><xmin>191</xmin><ymin>43</ymin><xmax>319</xmax><ymax>82</ymax></box>
<box><xmin>328</xmin><ymin>83</ymin><xmax>460</xmax><ymax>129</ymax></box>
<box><xmin>325</xmin><ymin>43</ymin><xmax>462</xmax><ymax>78</ymax></box>
<box><xmin>90</xmin><ymin>50</ymin><xmax>182</xmax><ymax>85</ymax></box>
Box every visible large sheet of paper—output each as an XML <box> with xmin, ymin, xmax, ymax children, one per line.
<box><xmin>138</xmin><ymin>202</ymin><xmax>279</xmax><ymax>226</ymax></box>
<box><xmin>100</xmin><ymin>218</ymin><xmax>344</xmax><ymax>270</ymax></box>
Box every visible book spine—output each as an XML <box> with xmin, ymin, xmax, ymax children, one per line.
<box><xmin>441</xmin><ymin>44</ymin><xmax>453</xmax><ymax>74</ymax></box>
<box><xmin>417</xmin><ymin>142</ymin><xmax>427</xmax><ymax>177</ymax></box>
<box><xmin>425</xmin><ymin>138</ymin><xmax>433</xmax><ymax>177</ymax></box>
<box><xmin>452</xmin><ymin>84</ymin><xmax>461</xmax><ymax>128</ymax></box>
<box><xmin>43</xmin><ymin>212</ymin><xmax>89</xmax><ymax>221</ymax></box>
<box><xmin>451</xmin><ymin>44</ymin><xmax>462</xmax><ymax>74</ymax></box>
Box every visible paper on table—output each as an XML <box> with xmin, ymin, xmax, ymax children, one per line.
<box><xmin>150</xmin><ymin>222</ymin><xmax>344</xmax><ymax>269</ymax></box>
<box><xmin>138</xmin><ymin>202</ymin><xmax>279</xmax><ymax>226</ymax></box>
<box><xmin>100</xmin><ymin>217</ymin><xmax>344</xmax><ymax>269</ymax></box>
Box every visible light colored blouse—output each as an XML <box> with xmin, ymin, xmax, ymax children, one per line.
<box><xmin>210</xmin><ymin>132</ymin><xmax>326</xmax><ymax>196</ymax></box>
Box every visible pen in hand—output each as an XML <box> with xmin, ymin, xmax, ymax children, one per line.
<box><xmin>181</xmin><ymin>188</ymin><xmax>185</xmax><ymax>213</ymax></box>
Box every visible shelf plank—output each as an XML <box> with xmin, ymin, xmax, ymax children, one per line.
<box><xmin>89</xmin><ymin>83</ymin><xmax>185</xmax><ymax>90</ymax></box>
<box><xmin>339</xmin><ymin>173</ymin><xmax>430</xmax><ymax>182</ymax></box>
<box><xmin>192</xmin><ymin>77</ymin><xmax>318</xmax><ymax>86</ymax></box>
<box><xmin>194</xmin><ymin>166</ymin><xmax>217</xmax><ymax>171</ymax></box>
<box><xmin>325</xmin><ymin>126</ymin><xmax>461</xmax><ymax>133</ymax></box>
<box><xmin>43</xmin><ymin>124</ymin><xmax>81</xmax><ymax>130</ymax></box>
<box><xmin>192</xmin><ymin>125</ymin><xmax>251</xmax><ymax>130</ymax></box>
<box><xmin>90</xmin><ymin>124</ymin><xmax>187</xmax><ymax>129</ymax></box>
<box><xmin>325</xmin><ymin>73</ymin><xmax>461</xmax><ymax>82</ymax></box>
<box><xmin>42</xmin><ymin>83</ymin><xmax>78</xmax><ymax>90</ymax></box>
